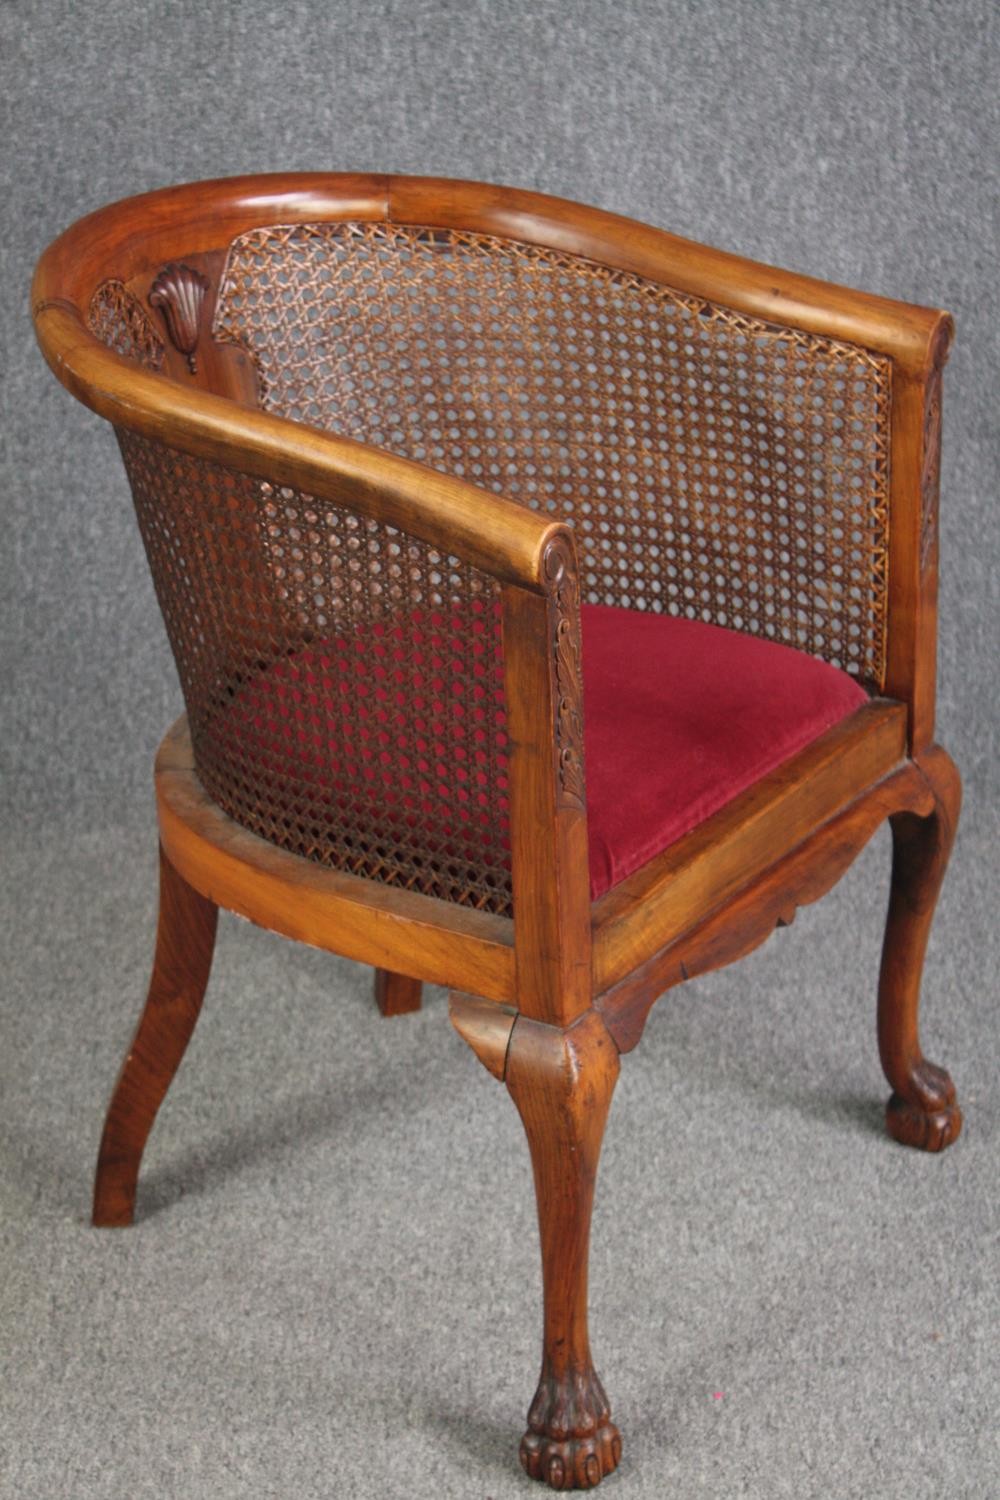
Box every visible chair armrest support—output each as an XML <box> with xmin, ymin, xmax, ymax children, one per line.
<box><xmin>502</xmin><ymin>535</ymin><xmax>592</xmax><ymax>1025</ymax></box>
<box><xmin>885</xmin><ymin>315</ymin><xmax>954</xmax><ymax>751</ymax></box>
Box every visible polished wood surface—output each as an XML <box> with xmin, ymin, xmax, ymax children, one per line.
<box><xmin>387</xmin><ymin>175</ymin><xmax>950</xmax><ymax>372</ymax></box>
<box><xmin>878</xmin><ymin>745</ymin><xmax>963</xmax><ymax>1149</ymax></box>
<box><xmin>131</xmin><ymin>247</ymin><xmax>260</xmax><ymax>404</ymax></box>
<box><xmin>885</xmin><ymin>319</ymin><xmax>953</xmax><ymax>752</ymax></box>
<box><xmin>503</xmin><ymin>546</ymin><xmax>593</xmax><ymax>1028</ymax></box>
<box><xmin>591</xmin><ymin>699</ymin><xmax>908</xmax><ymax>993</ymax></box>
<box><xmin>33</xmin><ymin>306</ymin><xmax>562</xmax><ymax>594</ymax></box>
<box><xmin>374</xmin><ymin>969</ymin><xmax>423</xmax><ymax>1017</ymax></box>
<box><xmin>33</xmin><ymin>174</ymin><xmax>964</xmax><ymax>1491</ymax></box>
<box><xmin>93</xmin><ymin>844</ymin><xmax>218</xmax><ymax>1227</ymax></box>
<box><xmin>156</xmin><ymin>719</ymin><xmax>516</xmax><ymax>1004</ymax></box>
<box><xmin>596</xmin><ymin>758</ymin><xmax>936</xmax><ymax>1054</ymax></box>
<box><xmin>504</xmin><ymin>1010</ymin><xmax>622</xmax><ymax>1489</ymax></box>
<box><xmin>34</xmin><ymin>171</ymin><xmax>948</xmax><ymax>370</ymax></box>
<box><xmin>449</xmin><ymin>992</ymin><xmax>517</xmax><ymax>1080</ymax></box>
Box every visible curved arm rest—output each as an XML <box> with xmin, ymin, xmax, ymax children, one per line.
<box><xmin>32</xmin><ymin>300</ymin><xmax>565</xmax><ymax>594</ymax></box>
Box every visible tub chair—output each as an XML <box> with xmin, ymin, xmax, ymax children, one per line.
<box><xmin>32</xmin><ymin>175</ymin><xmax>962</xmax><ymax>1490</ymax></box>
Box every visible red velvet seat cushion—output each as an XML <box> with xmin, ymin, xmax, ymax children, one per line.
<box><xmin>218</xmin><ymin>604</ymin><xmax>867</xmax><ymax>903</ymax></box>
<box><xmin>580</xmin><ymin>605</ymin><xmax>867</xmax><ymax>899</ymax></box>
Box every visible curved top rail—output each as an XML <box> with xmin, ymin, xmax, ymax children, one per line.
<box><xmin>33</xmin><ymin>171</ymin><xmax>951</xmax><ymax>376</ymax></box>
<box><xmin>32</xmin><ymin>172</ymin><xmax>953</xmax><ymax>593</ymax></box>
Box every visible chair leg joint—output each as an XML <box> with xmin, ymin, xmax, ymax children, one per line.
<box><xmin>449</xmin><ymin>992</ymin><xmax>517</xmax><ymax>1079</ymax></box>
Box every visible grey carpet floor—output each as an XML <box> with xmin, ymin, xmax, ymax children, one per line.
<box><xmin>1</xmin><ymin>814</ymin><xmax>997</xmax><ymax>1499</ymax></box>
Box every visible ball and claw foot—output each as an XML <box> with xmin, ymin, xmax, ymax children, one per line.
<box><xmin>885</xmin><ymin>1059</ymin><xmax>962</xmax><ymax>1153</ymax></box>
<box><xmin>519</xmin><ymin>1367</ymin><xmax>622</xmax><ymax>1490</ymax></box>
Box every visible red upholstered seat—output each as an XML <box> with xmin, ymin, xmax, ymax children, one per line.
<box><xmin>580</xmin><ymin>605</ymin><xmax>867</xmax><ymax>899</ymax></box>
<box><xmin>220</xmin><ymin>604</ymin><xmax>867</xmax><ymax>904</ymax></box>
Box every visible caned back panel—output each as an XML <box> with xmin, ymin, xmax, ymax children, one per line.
<box><xmin>214</xmin><ymin>221</ymin><xmax>891</xmax><ymax>686</ymax></box>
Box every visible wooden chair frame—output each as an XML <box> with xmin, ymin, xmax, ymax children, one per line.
<box><xmin>33</xmin><ymin>175</ymin><xmax>961</xmax><ymax>1491</ymax></box>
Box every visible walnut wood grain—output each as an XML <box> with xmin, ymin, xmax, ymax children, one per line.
<box><xmin>374</xmin><ymin>969</ymin><xmax>423</xmax><ymax>1017</ymax></box>
<box><xmin>506</xmin><ymin>1011</ymin><xmax>622</xmax><ymax>1490</ymax></box>
<box><xmin>878</xmin><ymin>746</ymin><xmax>963</xmax><ymax>1150</ymax></box>
<box><xmin>596</xmin><ymin>761</ymin><xmax>936</xmax><ymax>1055</ymax></box>
<box><xmin>34</xmin><ymin>173</ymin><xmax>948</xmax><ymax>373</ymax></box>
<box><xmin>503</xmin><ymin>561</ymin><xmax>592</xmax><ymax>1027</ymax></box>
<box><xmin>148</xmin><ymin>262</ymin><xmax>209</xmax><ymax>372</ymax></box>
<box><xmin>448</xmin><ymin>992</ymin><xmax>517</xmax><ymax>1079</ymax></box>
<box><xmin>592</xmin><ymin>701</ymin><xmax>909</xmax><ymax>995</ymax></box>
<box><xmin>93</xmin><ymin>844</ymin><xmax>218</xmax><ymax>1227</ymax></box>
<box><xmin>884</xmin><ymin>316</ymin><xmax>954</xmax><ymax>752</ymax></box>
<box><xmin>155</xmin><ymin>718</ymin><xmax>516</xmax><ymax>1004</ymax></box>
<box><xmin>33</xmin><ymin>303</ymin><xmax>564</xmax><ymax>595</ymax></box>
<box><xmin>386</xmin><ymin>176</ymin><xmax>947</xmax><ymax>374</ymax></box>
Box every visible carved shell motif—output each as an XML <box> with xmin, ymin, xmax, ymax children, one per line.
<box><xmin>148</xmin><ymin>263</ymin><xmax>210</xmax><ymax>373</ymax></box>
<box><xmin>543</xmin><ymin>536</ymin><xmax>586</xmax><ymax>809</ymax></box>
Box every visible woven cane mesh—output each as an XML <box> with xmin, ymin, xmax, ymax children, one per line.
<box><xmin>116</xmin><ymin>428</ymin><xmax>511</xmax><ymax>915</ymax></box>
<box><xmin>215</xmin><ymin>221</ymin><xmax>891</xmax><ymax>686</ymax></box>
<box><xmin>88</xmin><ymin>281</ymin><xmax>164</xmax><ymax>370</ymax></box>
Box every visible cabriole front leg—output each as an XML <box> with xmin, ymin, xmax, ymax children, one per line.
<box><xmin>878</xmin><ymin>747</ymin><xmax>962</xmax><ymax>1152</ymax></box>
<box><xmin>93</xmin><ymin>843</ymin><xmax>218</xmax><ymax>1225</ymax></box>
<box><xmin>507</xmin><ymin>1010</ymin><xmax>622</xmax><ymax>1490</ymax></box>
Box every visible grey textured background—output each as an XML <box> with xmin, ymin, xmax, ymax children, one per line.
<box><xmin>2</xmin><ymin>2</ymin><xmax>997</xmax><ymax>1497</ymax></box>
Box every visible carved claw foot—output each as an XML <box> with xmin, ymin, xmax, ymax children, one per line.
<box><xmin>886</xmin><ymin>1059</ymin><xmax>962</xmax><ymax>1152</ymax></box>
<box><xmin>520</xmin><ymin>1364</ymin><xmax>622</xmax><ymax>1490</ymax></box>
